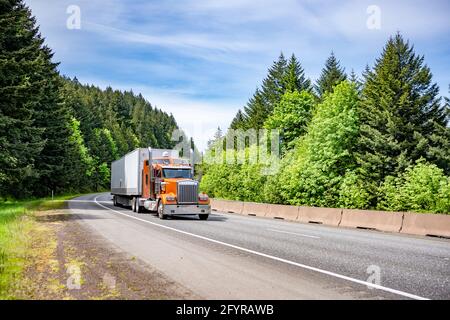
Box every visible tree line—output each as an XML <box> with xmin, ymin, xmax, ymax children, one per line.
<box><xmin>201</xmin><ymin>34</ymin><xmax>450</xmax><ymax>213</ymax></box>
<box><xmin>0</xmin><ymin>1</ymin><xmax>179</xmax><ymax>198</ymax></box>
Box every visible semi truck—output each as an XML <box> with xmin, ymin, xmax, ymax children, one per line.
<box><xmin>111</xmin><ymin>148</ymin><xmax>211</xmax><ymax>220</ymax></box>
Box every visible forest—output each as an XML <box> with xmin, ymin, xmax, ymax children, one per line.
<box><xmin>1</xmin><ymin>1</ymin><xmax>449</xmax><ymax>213</ymax></box>
<box><xmin>0</xmin><ymin>1</ymin><xmax>179</xmax><ymax>198</ymax></box>
<box><xmin>200</xmin><ymin>37</ymin><xmax>450</xmax><ymax>213</ymax></box>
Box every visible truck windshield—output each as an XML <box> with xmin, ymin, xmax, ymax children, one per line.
<box><xmin>163</xmin><ymin>169</ymin><xmax>192</xmax><ymax>179</ymax></box>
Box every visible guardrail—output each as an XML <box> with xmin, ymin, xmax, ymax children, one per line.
<box><xmin>210</xmin><ymin>199</ymin><xmax>450</xmax><ymax>238</ymax></box>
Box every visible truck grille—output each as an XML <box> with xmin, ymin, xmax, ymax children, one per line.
<box><xmin>177</xmin><ymin>180</ymin><xmax>198</xmax><ymax>204</ymax></box>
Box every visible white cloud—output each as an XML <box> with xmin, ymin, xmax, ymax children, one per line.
<box><xmin>85</xmin><ymin>22</ymin><xmax>263</xmax><ymax>53</ymax></box>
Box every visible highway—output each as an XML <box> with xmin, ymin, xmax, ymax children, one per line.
<box><xmin>67</xmin><ymin>193</ymin><xmax>450</xmax><ymax>300</ymax></box>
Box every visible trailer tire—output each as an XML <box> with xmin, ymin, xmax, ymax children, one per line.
<box><xmin>199</xmin><ymin>214</ymin><xmax>209</xmax><ymax>220</ymax></box>
<box><xmin>113</xmin><ymin>196</ymin><xmax>117</xmax><ymax>206</ymax></box>
<box><xmin>158</xmin><ymin>202</ymin><xmax>166</xmax><ymax>219</ymax></box>
<box><xmin>132</xmin><ymin>197</ymin><xmax>137</xmax><ymax>212</ymax></box>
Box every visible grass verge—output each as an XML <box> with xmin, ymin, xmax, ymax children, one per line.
<box><xmin>0</xmin><ymin>194</ymin><xmax>80</xmax><ymax>299</ymax></box>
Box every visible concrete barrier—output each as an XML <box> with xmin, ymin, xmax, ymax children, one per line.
<box><xmin>340</xmin><ymin>209</ymin><xmax>403</xmax><ymax>233</ymax></box>
<box><xmin>298</xmin><ymin>206</ymin><xmax>342</xmax><ymax>226</ymax></box>
<box><xmin>266</xmin><ymin>204</ymin><xmax>300</xmax><ymax>221</ymax></box>
<box><xmin>401</xmin><ymin>212</ymin><xmax>450</xmax><ymax>238</ymax></box>
<box><xmin>212</xmin><ymin>199</ymin><xmax>450</xmax><ymax>238</ymax></box>
<box><xmin>211</xmin><ymin>199</ymin><xmax>244</xmax><ymax>214</ymax></box>
<box><xmin>210</xmin><ymin>199</ymin><xmax>225</xmax><ymax>211</ymax></box>
<box><xmin>242</xmin><ymin>202</ymin><xmax>268</xmax><ymax>217</ymax></box>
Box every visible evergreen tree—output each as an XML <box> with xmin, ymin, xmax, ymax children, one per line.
<box><xmin>239</xmin><ymin>53</ymin><xmax>312</xmax><ymax>130</ymax></box>
<box><xmin>0</xmin><ymin>0</ymin><xmax>59</xmax><ymax>197</ymax></box>
<box><xmin>33</xmin><ymin>78</ymin><xmax>76</xmax><ymax>196</ymax></box>
<box><xmin>239</xmin><ymin>54</ymin><xmax>288</xmax><ymax>130</ymax></box>
<box><xmin>283</xmin><ymin>54</ymin><xmax>311</xmax><ymax>93</ymax></box>
<box><xmin>356</xmin><ymin>34</ymin><xmax>448</xmax><ymax>188</ymax></box>
<box><xmin>64</xmin><ymin>118</ymin><xmax>94</xmax><ymax>192</ymax></box>
<box><xmin>315</xmin><ymin>52</ymin><xmax>347</xmax><ymax>98</ymax></box>
<box><xmin>230</xmin><ymin>109</ymin><xmax>246</xmax><ymax>129</ymax></box>
<box><xmin>264</xmin><ymin>90</ymin><xmax>315</xmax><ymax>150</ymax></box>
<box><xmin>243</xmin><ymin>89</ymin><xmax>268</xmax><ymax>130</ymax></box>
<box><xmin>260</xmin><ymin>52</ymin><xmax>288</xmax><ymax>109</ymax></box>
<box><xmin>349</xmin><ymin>69</ymin><xmax>358</xmax><ymax>83</ymax></box>
<box><xmin>426</xmin><ymin>86</ymin><xmax>450</xmax><ymax>174</ymax></box>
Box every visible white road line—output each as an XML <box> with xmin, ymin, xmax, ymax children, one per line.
<box><xmin>267</xmin><ymin>228</ymin><xmax>321</xmax><ymax>239</ymax></box>
<box><xmin>92</xmin><ymin>195</ymin><xmax>429</xmax><ymax>300</ymax></box>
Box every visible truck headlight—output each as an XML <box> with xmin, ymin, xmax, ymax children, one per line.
<box><xmin>198</xmin><ymin>193</ymin><xmax>209</xmax><ymax>201</ymax></box>
<box><xmin>166</xmin><ymin>195</ymin><xmax>176</xmax><ymax>201</ymax></box>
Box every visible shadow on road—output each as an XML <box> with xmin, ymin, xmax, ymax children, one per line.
<box><xmin>166</xmin><ymin>214</ymin><xmax>228</xmax><ymax>222</ymax></box>
<box><xmin>34</xmin><ymin>212</ymin><xmax>105</xmax><ymax>223</ymax></box>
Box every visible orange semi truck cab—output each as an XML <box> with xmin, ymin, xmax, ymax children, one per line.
<box><xmin>111</xmin><ymin>148</ymin><xmax>211</xmax><ymax>220</ymax></box>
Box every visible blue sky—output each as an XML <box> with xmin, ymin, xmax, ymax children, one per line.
<box><xmin>26</xmin><ymin>0</ymin><xmax>450</xmax><ymax>151</ymax></box>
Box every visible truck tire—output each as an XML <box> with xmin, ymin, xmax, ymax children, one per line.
<box><xmin>136</xmin><ymin>198</ymin><xmax>143</xmax><ymax>213</ymax></box>
<box><xmin>199</xmin><ymin>214</ymin><xmax>209</xmax><ymax>220</ymax></box>
<box><xmin>158</xmin><ymin>202</ymin><xmax>166</xmax><ymax>219</ymax></box>
<box><xmin>113</xmin><ymin>196</ymin><xmax>117</xmax><ymax>206</ymax></box>
<box><xmin>132</xmin><ymin>197</ymin><xmax>137</xmax><ymax>212</ymax></box>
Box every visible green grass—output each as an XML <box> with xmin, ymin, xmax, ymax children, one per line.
<box><xmin>0</xmin><ymin>194</ymin><xmax>80</xmax><ymax>299</ymax></box>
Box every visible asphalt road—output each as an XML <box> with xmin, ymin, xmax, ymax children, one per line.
<box><xmin>67</xmin><ymin>193</ymin><xmax>450</xmax><ymax>300</ymax></box>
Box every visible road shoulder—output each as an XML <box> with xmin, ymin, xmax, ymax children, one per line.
<box><xmin>21</xmin><ymin>206</ymin><xmax>197</xmax><ymax>300</ymax></box>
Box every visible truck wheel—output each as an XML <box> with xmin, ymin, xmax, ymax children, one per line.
<box><xmin>158</xmin><ymin>202</ymin><xmax>166</xmax><ymax>219</ymax></box>
<box><xmin>199</xmin><ymin>214</ymin><xmax>209</xmax><ymax>220</ymax></box>
<box><xmin>136</xmin><ymin>198</ymin><xmax>143</xmax><ymax>213</ymax></box>
<box><xmin>132</xmin><ymin>197</ymin><xmax>137</xmax><ymax>212</ymax></box>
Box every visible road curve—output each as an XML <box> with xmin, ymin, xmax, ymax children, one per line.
<box><xmin>67</xmin><ymin>193</ymin><xmax>450</xmax><ymax>300</ymax></box>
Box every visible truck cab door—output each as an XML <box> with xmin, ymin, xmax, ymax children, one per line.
<box><xmin>154</xmin><ymin>168</ymin><xmax>162</xmax><ymax>195</ymax></box>
<box><xmin>142</xmin><ymin>161</ymin><xmax>150</xmax><ymax>199</ymax></box>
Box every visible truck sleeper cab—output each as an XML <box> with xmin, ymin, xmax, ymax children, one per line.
<box><xmin>111</xmin><ymin>148</ymin><xmax>211</xmax><ymax>220</ymax></box>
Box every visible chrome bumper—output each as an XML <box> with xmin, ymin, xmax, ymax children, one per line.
<box><xmin>163</xmin><ymin>204</ymin><xmax>211</xmax><ymax>215</ymax></box>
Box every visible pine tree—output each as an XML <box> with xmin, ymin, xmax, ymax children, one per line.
<box><xmin>349</xmin><ymin>69</ymin><xmax>363</xmax><ymax>93</ymax></box>
<box><xmin>315</xmin><ymin>52</ymin><xmax>347</xmax><ymax>98</ymax></box>
<box><xmin>356</xmin><ymin>34</ymin><xmax>448</xmax><ymax>187</ymax></box>
<box><xmin>264</xmin><ymin>90</ymin><xmax>315</xmax><ymax>150</ymax></box>
<box><xmin>243</xmin><ymin>89</ymin><xmax>268</xmax><ymax>130</ymax></box>
<box><xmin>426</xmin><ymin>86</ymin><xmax>450</xmax><ymax>174</ymax></box>
<box><xmin>13</xmin><ymin>4</ymin><xmax>76</xmax><ymax>196</ymax></box>
<box><xmin>238</xmin><ymin>53</ymin><xmax>313</xmax><ymax>130</ymax></box>
<box><xmin>283</xmin><ymin>54</ymin><xmax>311</xmax><ymax>93</ymax></box>
<box><xmin>0</xmin><ymin>0</ymin><xmax>53</xmax><ymax>196</ymax></box>
<box><xmin>238</xmin><ymin>54</ymin><xmax>288</xmax><ymax>130</ymax></box>
<box><xmin>260</xmin><ymin>52</ymin><xmax>288</xmax><ymax>110</ymax></box>
<box><xmin>33</xmin><ymin>91</ymin><xmax>75</xmax><ymax>197</ymax></box>
<box><xmin>230</xmin><ymin>109</ymin><xmax>246</xmax><ymax>129</ymax></box>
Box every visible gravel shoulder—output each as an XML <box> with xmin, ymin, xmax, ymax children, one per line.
<box><xmin>21</xmin><ymin>206</ymin><xmax>196</xmax><ymax>300</ymax></box>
